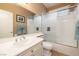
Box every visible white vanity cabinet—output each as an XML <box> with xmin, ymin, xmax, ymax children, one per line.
<box><xmin>17</xmin><ymin>42</ymin><xmax>43</xmax><ymax>56</ymax></box>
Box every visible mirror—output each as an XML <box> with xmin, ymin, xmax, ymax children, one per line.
<box><xmin>0</xmin><ymin>9</ymin><xmax>27</xmax><ymax>39</ymax></box>
<box><xmin>27</xmin><ymin>6</ymin><xmax>78</xmax><ymax>47</ymax></box>
<box><xmin>16</xmin><ymin>23</ymin><xmax>26</xmax><ymax>36</ymax></box>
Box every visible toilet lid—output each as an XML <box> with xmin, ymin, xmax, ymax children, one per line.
<box><xmin>43</xmin><ymin>42</ymin><xmax>53</xmax><ymax>50</ymax></box>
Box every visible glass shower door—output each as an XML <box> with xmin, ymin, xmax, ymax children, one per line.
<box><xmin>41</xmin><ymin>13</ymin><xmax>57</xmax><ymax>42</ymax></box>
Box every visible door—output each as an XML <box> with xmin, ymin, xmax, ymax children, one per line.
<box><xmin>0</xmin><ymin>9</ymin><xmax>13</xmax><ymax>38</ymax></box>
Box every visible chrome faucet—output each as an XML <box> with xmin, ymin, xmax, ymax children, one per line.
<box><xmin>15</xmin><ymin>38</ymin><xmax>20</xmax><ymax>42</ymax></box>
<box><xmin>15</xmin><ymin>38</ymin><xmax>17</xmax><ymax>42</ymax></box>
<box><xmin>21</xmin><ymin>36</ymin><xmax>26</xmax><ymax>39</ymax></box>
<box><xmin>15</xmin><ymin>35</ymin><xmax>26</xmax><ymax>43</ymax></box>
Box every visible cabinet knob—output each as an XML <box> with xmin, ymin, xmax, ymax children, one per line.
<box><xmin>31</xmin><ymin>50</ymin><xmax>33</xmax><ymax>52</ymax></box>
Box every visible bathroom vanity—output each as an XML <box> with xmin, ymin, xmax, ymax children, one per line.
<box><xmin>0</xmin><ymin>33</ymin><xmax>44</xmax><ymax>56</ymax></box>
<box><xmin>17</xmin><ymin>42</ymin><xmax>43</xmax><ymax>56</ymax></box>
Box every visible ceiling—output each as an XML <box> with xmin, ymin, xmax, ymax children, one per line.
<box><xmin>17</xmin><ymin>3</ymin><xmax>76</xmax><ymax>15</ymax></box>
<box><xmin>43</xmin><ymin>3</ymin><xmax>60</xmax><ymax>8</ymax></box>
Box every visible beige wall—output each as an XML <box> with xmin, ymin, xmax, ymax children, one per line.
<box><xmin>0</xmin><ymin>3</ymin><xmax>34</xmax><ymax>35</ymax></box>
<box><xmin>17</xmin><ymin>3</ymin><xmax>47</xmax><ymax>15</ymax></box>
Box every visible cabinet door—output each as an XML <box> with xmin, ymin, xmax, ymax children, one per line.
<box><xmin>32</xmin><ymin>42</ymin><xmax>43</xmax><ymax>56</ymax></box>
<box><xmin>24</xmin><ymin>50</ymin><xmax>33</xmax><ymax>56</ymax></box>
<box><xmin>33</xmin><ymin>47</ymin><xmax>43</xmax><ymax>56</ymax></box>
<box><xmin>17</xmin><ymin>42</ymin><xmax>43</xmax><ymax>56</ymax></box>
<box><xmin>17</xmin><ymin>48</ymin><xmax>33</xmax><ymax>56</ymax></box>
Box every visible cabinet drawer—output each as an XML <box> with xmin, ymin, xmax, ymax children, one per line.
<box><xmin>32</xmin><ymin>42</ymin><xmax>43</xmax><ymax>56</ymax></box>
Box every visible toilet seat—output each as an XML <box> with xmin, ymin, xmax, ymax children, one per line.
<box><xmin>43</xmin><ymin>41</ymin><xmax>53</xmax><ymax>50</ymax></box>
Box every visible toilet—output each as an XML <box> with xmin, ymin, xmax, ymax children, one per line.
<box><xmin>43</xmin><ymin>41</ymin><xmax>53</xmax><ymax>56</ymax></box>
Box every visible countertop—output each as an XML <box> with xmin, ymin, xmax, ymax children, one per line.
<box><xmin>0</xmin><ymin>32</ymin><xmax>44</xmax><ymax>56</ymax></box>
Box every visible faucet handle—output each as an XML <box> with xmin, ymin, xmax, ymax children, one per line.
<box><xmin>15</xmin><ymin>38</ymin><xmax>20</xmax><ymax>42</ymax></box>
